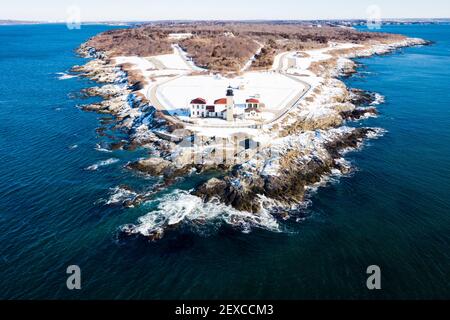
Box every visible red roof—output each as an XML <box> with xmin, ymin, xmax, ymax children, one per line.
<box><xmin>214</xmin><ymin>98</ymin><xmax>227</xmax><ymax>105</ymax></box>
<box><xmin>246</xmin><ymin>98</ymin><xmax>260</xmax><ymax>103</ymax></box>
<box><xmin>190</xmin><ymin>97</ymin><xmax>207</xmax><ymax>104</ymax></box>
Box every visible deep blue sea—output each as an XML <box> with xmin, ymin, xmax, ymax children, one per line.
<box><xmin>1</xmin><ymin>24</ymin><xmax>449</xmax><ymax>299</ymax></box>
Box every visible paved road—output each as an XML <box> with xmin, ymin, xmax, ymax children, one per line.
<box><xmin>147</xmin><ymin>57</ymin><xmax>166</xmax><ymax>70</ymax></box>
<box><xmin>172</xmin><ymin>44</ymin><xmax>204</xmax><ymax>72</ymax></box>
<box><xmin>273</xmin><ymin>51</ymin><xmax>296</xmax><ymax>72</ymax></box>
<box><xmin>265</xmin><ymin>74</ymin><xmax>311</xmax><ymax>127</ymax></box>
<box><xmin>147</xmin><ymin>75</ymin><xmax>186</xmax><ymax>126</ymax></box>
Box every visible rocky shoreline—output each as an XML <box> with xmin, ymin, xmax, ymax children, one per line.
<box><xmin>70</xmin><ymin>35</ymin><xmax>429</xmax><ymax>240</ymax></box>
<box><xmin>194</xmin><ymin>127</ymin><xmax>377</xmax><ymax>213</ymax></box>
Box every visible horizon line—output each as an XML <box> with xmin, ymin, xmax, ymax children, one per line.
<box><xmin>2</xmin><ymin>17</ymin><xmax>450</xmax><ymax>23</ymax></box>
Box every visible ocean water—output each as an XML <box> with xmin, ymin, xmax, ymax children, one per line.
<box><xmin>1</xmin><ymin>23</ymin><xmax>450</xmax><ymax>299</ymax></box>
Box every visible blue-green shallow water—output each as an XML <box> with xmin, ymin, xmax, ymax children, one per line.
<box><xmin>1</xmin><ymin>24</ymin><xmax>449</xmax><ymax>299</ymax></box>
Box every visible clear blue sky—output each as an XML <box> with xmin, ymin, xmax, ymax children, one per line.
<box><xmin>3</xmin><ymin>0</ymin><xmax>450</xmax><ymax>21</ymax></box>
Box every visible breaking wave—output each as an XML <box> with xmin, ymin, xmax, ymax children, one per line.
<box><xmin>371</xmin><ymin>93</ymin><xmax>385</xmax><ymax>105</ymax></box>
<box><xmin>106</xmin><ymin>186</ymin><xmax>138</xmax><ymax>206</ymax></box>
<box><xmin>120</xmin><ymin>190</ymin><xmax>281</xmax><ymax>239</ymax></box>
<box><xmin>85</xmin><ymin>158</ymin><xmax>119</xmax><ymax>171</ymax></box>
<box><xmin>95</xmin><ymin>143</ymin><xmax>112</xmax><ymax>153</ymax></box>
<box><xmin>366</xmin><ymin>127</ymin><xmax>387</xmax><ymax>139</ymax></box>
<box><xmin>56</xmin><ymin>72</ymin><xmax>78</xmax><ymax>80</ymax></box>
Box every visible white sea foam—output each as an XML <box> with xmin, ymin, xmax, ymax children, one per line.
<box><xmin>335</xmin><ymin>157</ymin><xmax>352</xmax><ymax>170</ymax></box>
<box><xmin>106</xmin><ymin>186</ymin><xmax>138</xmax><ymax>205</ymax></box>
<box><xmin>306</xmin><ymin>172</ymin><xmax>341</xmax><ymax>194</ymax></box>
<box><xmin>85</xmin><ymin>158</ymin><xmax>119</xmax><ymax>171</ymax></box>
<box><xmin>354</xmin><ymin>108</ymin><xmax>379</xmax><ymax>120</ymax></box>
<box><xmin>304</xmin><ymin>162</ymin><xmax>352</xmax><ymax>197</ymax></box>
<box><xmin>56</xmin><ymin>72</ymin><xmax>78</xmax><ymax>80</ymax></box>
<box><xmin>366</xmin><ymin>127</ymin><xmax>387</xmax><ymax>139</ymax></box>
<box><xmin>95</xmin><ymin>144</ymin><xmax>112</xmax><ymax>153</ymax></box>
<box><xmin>121</xmin><ymin>190</ymin><xmax>281</xmax><ymax>238</ymax></box>
<box><xmin>69</xmin><ymin>144</ymin><xmax>78</xmax><ymax>150</ymax></box>
<box><xmin>371</xmin><ymin>93</ymin><xmax>385</xmax><ymax>106</ymax></box>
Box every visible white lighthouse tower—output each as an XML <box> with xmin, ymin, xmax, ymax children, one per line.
<box><xmin>226</xmin><ymin>87</ymin><xmax>234</xmax><ymax>122</ymax></box>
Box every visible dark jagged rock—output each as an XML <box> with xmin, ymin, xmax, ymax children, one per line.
<box><xmin>81</xmin><ymin>86</ymin><xmax>122</xmax><ymax>99</ymax></box>
<box><xmin>127</xmin><ymin>157</ymin><xmax>195</xmax><ymax>184</ymax></box>
<box><xmin>341</xmin><ymin>107</ymin><xmax>378</xmax><ymax>120</ymax></box>
<box><xmin>109</xmin><ymin>141</ymin><xmax>126</xmax><ymax>151</ymax></box>
<box><xmin>127</xmin><ymin>158</ymin><xmax>173</xmax><ymax>176</ymax></box>
<box><xmin>265</xmin><ymin>155</ymin><xmax>332</xmax><ymax>202</ymax></box>
<box><xmin>324</xmin><ymin>128</ymin><xmax>374</xmax><ymax>158</ymax></box>
<box><xmin>129</xmin><ymin>81</ymin><xmax>145</xmax><ymax>92</ymax></box>
<box><xmin>349</xmin><ymin>88</ymin><xmax>377</xmax><ymax>106</ymax></box>
<box><xmin>193</xmin><ymin>176</ymin><xmax>263</xmax><ymax>213</ymax></box>
<box><xmin>70</xmin><ymin>65</ymin><xmax>85</xmax><ymax>73</ymax></box>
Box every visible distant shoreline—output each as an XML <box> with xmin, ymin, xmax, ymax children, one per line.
<box><xmin>0</xmin><ymin>20</ymin><xmax>41</xmax><ymax>25</ymax></box>
<box><xmin>1</xmin><ymin>19</ymin><xmax>450</xmax><ymax>27</ymax></box>
<box><xmin>0</xmin><ymin>20</ymin><xmax>131</xmax><ymax>26</ymax></box>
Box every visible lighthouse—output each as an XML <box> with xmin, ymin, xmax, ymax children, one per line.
<box><xmin>226</xmin><ymin>87</ymin><xmax>234</xmax><ymax>122</ymax></box>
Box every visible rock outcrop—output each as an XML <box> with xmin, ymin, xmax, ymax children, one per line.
<box><xmin>194</xmin><ymin>127</ymin><xmax>376</xmax><ymax>213</ymax></box>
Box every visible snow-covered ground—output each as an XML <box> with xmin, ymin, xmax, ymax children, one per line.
<box><xmin>273</xmin><ymin>42</ymin><xmax>363</xmax><ymax>77</ymax></box>
<box><xmin>113</xmin><ymin>41</ymin><xmax>370</xmax><ymax>136</ymax></box>
<box><xmin>151</xmin><ymin>52</ymin><xmax>191</xmax><ymax>71</ymax></box>
<box><xmin>185</xmin><ymin>126</ymin><xmax>263</xmax><ymax>139</ymax></box>
<box><xmin>114</xmin><ymin>55</ymin><xmax>156</xmax><ymax>71</ymax></box>
<box><xmin>157</xmin><ymin>71</ymin><xmax>305</xmax><ymax>113</ymax></box>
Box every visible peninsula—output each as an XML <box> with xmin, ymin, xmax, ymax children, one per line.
<box><xmin>71</xmin><ymin>21</ymin><xmax>428</xmax><ymax>240</ymax></box>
